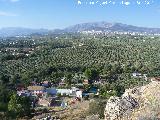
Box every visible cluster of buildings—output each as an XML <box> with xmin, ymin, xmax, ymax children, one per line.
<box><xmin>132</xmin><ymin>72</ymin><xmax>148</xmax><ymax>80</ymax></box>
<box><xmin>80</xmin><ymin>30</ymin><xmax>160</xmax><ymax>36</ymax></box>
<box><xmin>16</xmin><ymin>80</ymin><xmax>99</xmax><ymax>108</ymax></box>
<box><xmin>0</xmin><ymin>47</ymin><xmax>35</xmax><ymax>57</ymax></box>
<box><xmin>132</xmin><ymin>72</ymin><xmax>160</xmax><ymax>83</ymax></box>
<box><xmin>16</xmin><ymin>73</ymin><xmax>157</xmax><ymax>109</ymax></box>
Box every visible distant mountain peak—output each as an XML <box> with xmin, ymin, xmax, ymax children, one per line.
<box><xmin>1</xmin><ymin>22</ymin><xmax>160</xmax><ymax>37</ymax></box>
<box><xmin>63</xmin><ymin>21</ymin><xmax>160</xmax><ymax>34</ymax></box>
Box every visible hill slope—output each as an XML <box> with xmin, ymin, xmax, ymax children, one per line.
<box><xmin>104</xmin><ymin>81</ymin><xmax>160</xmax><ymax>120</ymax></box>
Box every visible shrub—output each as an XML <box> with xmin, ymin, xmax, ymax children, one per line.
<box><xmin>88</xmin><ymin>99</ymin><xmax>106</xmax><ymax>119</ymax></box>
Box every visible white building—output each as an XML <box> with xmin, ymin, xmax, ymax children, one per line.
<box><xmin>76</xmin><ymin>91</ymin><xmax>82</xmax><ymax>98</ymax></box>
<box><xmin>57</xmin><ymin>89</ymin><xmax>72</xmax><ymax>96</ymax></box>
<box><xmin>57</xmin><ymin>87</ymin><xmax>80</xmax><ymax>96</ymax></box>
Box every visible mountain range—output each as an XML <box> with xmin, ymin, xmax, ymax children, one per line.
<box><xmin>0</xmin><ymin>27</ymin><xmax>49</xmax><ymax>37</ymax></box>
<box><xmin>1</xmin><ymin>22</ymin><xmax>160</xmax><ymax>37</ymax></box>
<box><xmin>63</xmin><ymin>22</ymin><xmax>160</xmax><ymax>33</ymax></box>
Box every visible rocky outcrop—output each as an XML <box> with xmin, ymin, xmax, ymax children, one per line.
<box><xmin>104</xmin><ymin>95</ymin><xmax>139</xmax><ymax>120</ymax></box>
<box><xmin>104</xmin><ymin>81</ymin><xmax>160</xmax><ymax>120</ymax></box>
<box><xmin>85</xmin><ymin>115</ymin><xmax>100</xmax><ymax>120</ymax></box>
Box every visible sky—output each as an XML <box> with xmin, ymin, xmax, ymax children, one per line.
<box><xmin>0</xmin><ymin>0</ymin><xmax>160</xmax><ymax>29</ymax></box>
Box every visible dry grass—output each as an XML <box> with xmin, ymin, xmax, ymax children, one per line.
<box><xmin>55</xmin><ymin>100</ymin><xmax>90</xmax><ymax>120</ymax></box>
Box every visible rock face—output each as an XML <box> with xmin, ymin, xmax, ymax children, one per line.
<box><xmin>104</xmin><ymin>95</ymin><xmax>139</xmax><ymax>120</ymax></box>
<box><xmin>104</xmin><ymin>81</ymin><xmax>160</xmax><ymax>120</ymax></box>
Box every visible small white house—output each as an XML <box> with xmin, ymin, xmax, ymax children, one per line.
<box><xmin>57</xmin><ymin>89</ymin><xmax>72</xmax><ymax>96</ymax></box>
<box><xmin>17</xmin><ymin>90</ymin><xmax>31</xmax><ymax>97</ymax></box>
<box><xmin>57</xmin><ymin>87</ymin><xmax>80</xmax><ymax>96</ymax></box>
<box><xmin>76</xmin><ymin>91</ymin><xmax>82</xmax><ymax>98</ymax></box>
<box><xmin>27</xmin><ymin>86</ymin><xmax>45</xmax><ymax>96</ymax></box>
<box><xmin>132</xmin><ymin>72</ymin><xmax>142</xmax><ymax>77</ymax></box>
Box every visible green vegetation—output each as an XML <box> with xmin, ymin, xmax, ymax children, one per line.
<box><xmin>0</xmin><ymin>74</ymin><xmax>32</xmax><ymax>119</ymax></box>
<box><xmin>0</xmin><ymin>34</ymin><xmax>160</xmax><ymax>118</ymax></box>
<box><xmin>8</xmin><ymin>93</ymin><xmax>31</xmax><ymax>118</ymax></box>
<box><xmin>1</xmin><ymin>35</ymin><xmax>160</xmax><ymax>83</ymax></box>
<box><xmin>88</xmin><ymin>99</ymin><xmax>106</xmax><ymax>119</ymax></box>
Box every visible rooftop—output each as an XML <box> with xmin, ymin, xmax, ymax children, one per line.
<box><xmin>27</xmin><ymin>86</ymin><xmax>45</xmax><ymax>91</ymax></box>
<box><xmin>151</xmin><ymin>77</ymin><xmax>160</xmax><ymax>82</ymax></box>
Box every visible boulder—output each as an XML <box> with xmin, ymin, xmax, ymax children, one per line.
<box><xmin>104</xmin><ymin>81</ymin><xmax>160</xmax><ymax>120</ymax></box>
<box><xmin>104</xmin><ymin>94</ymin><xmax>139</xmax><ymax>120</ymax></box>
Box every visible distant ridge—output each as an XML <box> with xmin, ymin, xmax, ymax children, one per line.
<box><xmin>1</xmin><ymin>22</ymin><xmax>160</xmax><ymax>37</ymax></box>
<box><xmin>63</xmin><ymin>22</ymin><xmax>160</xmax><ymax>33</ymax></box>
<box><xmin>0</xmin><ymin>27</ymin><xmax>49</xmax><ymax>37</ymax></box>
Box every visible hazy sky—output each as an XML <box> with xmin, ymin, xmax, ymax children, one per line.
<box><xmin>0</xmin><ymin>0</ymin><xmax>160</xmax><ymax>29</ymax></box>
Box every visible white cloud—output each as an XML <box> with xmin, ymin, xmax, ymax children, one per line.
<box><xmin>102</xmin><ymin>1</ymin><xmax>108</xmax><ymax>5</ymax></box>
<box><xmin>78</xmin><ymin>0</ymin><xmax>81</xmax><ymax>5</ymax></box>
<box><xmin>124</xmin><ymin>2</ymin><xmax>130</xmax><ymax>5</ymax></box>
<box><xmin>0</xmin><ymin>0</ymin><xmax>20</xmax><ymax>2</ymax></box>
<box><xmin>10</xmin><ymin>0</ymin><xmax>19</xmax><ymax>2</ymax></box>
<box><xmin>145</xmin><ymin>1</ymin><xmax>150</xmax><ymax>5</ymax></box>
<box><xmin>112</xmin><ymin>2</ymin><xmax>116</xmax><ymax>5</ymax></box>
<box><xmin>0</xmin><ymin>11</ymin><xmax>18</xmax><ymax>16</ymax></box>
<box><xmin>137</xmin><ymin>1</ymin><xmax>141</xmax><ymax>5</ymax></box>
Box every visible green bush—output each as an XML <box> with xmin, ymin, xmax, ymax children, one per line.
<box><xmin>88</xmin><ymin>100</ymin><xmax>106</xmax><ymax>119</ymax></box>
<box><xmin>0</xmin><ymin>102</ymin><xmax>8</xmax><ymax>112</ymax></box>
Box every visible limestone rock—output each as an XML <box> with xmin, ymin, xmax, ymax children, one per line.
<box><xmin>104</xmin><ymin>81</ymin><xmax>160</xmax><ymax>120</ymax></box>
<box><xmin>104</xmin><ymin>94</ymin><xmax>138</xmax><ymax>120</ymax></box>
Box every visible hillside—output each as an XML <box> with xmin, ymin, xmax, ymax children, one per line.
<box><xmin>1</xmin><ymin>35</ymin><xmax>160</xmax><ymax>84</ymax></box>
<box><xmin>1</xmin><ymin>33</ymin><xmax>160</xmax><ymax>120</ymax></box>
<box><xmin>104</xmin><ymin>81</ymin><xmax>160</xmax><ymax>120</ymax></box>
